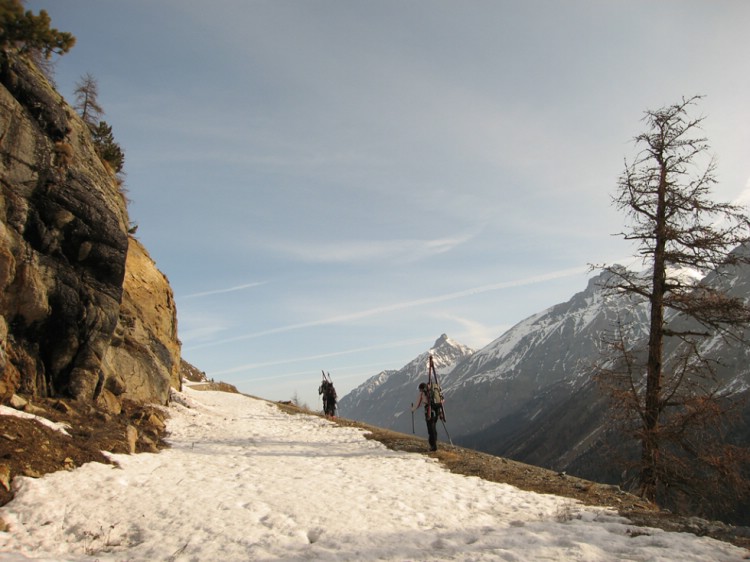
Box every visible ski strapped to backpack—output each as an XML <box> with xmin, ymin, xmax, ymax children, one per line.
<box><xmin>426</xmin><ymin>354</ymin><xmax>446</xmax><ymax>421</ymax></box>
<box><xmin>427</xmin><ymin>354</ymin><xmax>452</xmax><ymax>444</ymax></box>
<box><xmin>319</xmin><ymin>370</ymin><xmax>337</xmax><ymax>417</ymax></box>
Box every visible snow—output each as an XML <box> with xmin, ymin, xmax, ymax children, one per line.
<box><xmin>0</xmin><ymin>406</ymin><xmax>70</xmax><ymax>436</ymax></box>
<box><xmin>1</xmin><ymin>388</ymin><xmax>747</xmax><ymax>561</ymax></box>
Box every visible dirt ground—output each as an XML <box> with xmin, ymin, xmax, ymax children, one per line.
<box><xmin>1</xmin><ymin>390</ymin><xmax>749</xmax><ymax>553</ymax></box>
<box><xmin>0</xmin><ymin>397</ymin><xmax>168</xmax><ymax>513</ymax></box>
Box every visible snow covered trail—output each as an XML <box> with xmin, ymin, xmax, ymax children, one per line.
<box><xmin>0</xmin><ymin>388</ymin><xmax>747</xmax><ymax>561</ymax></box>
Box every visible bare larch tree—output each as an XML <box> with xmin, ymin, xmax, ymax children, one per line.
<box><xmin>600</xmin><ymin>96</ymin><xmax>750</xmax><ymax>510</ymax></box>
<box><xmin>73</xmin><ymin>73</ymin><xmax>103</xmax><ymax>129</ymax></box>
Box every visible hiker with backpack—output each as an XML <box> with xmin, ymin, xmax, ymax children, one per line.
<box><xmin>411</xmin><ymin>382</ymin><xmax>442</xmax><ymax>451</ymax></box>
<box><xmin>318</xmin><ymin>373</ymin><xmax>337</xmax><ymax>418</ymax></box>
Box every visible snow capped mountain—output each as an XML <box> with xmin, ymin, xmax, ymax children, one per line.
<box><xmin>660</xmin><ymin>243</ymin><xmax>750</xmax><ymax>394</ymax></box>
<box><xmin>461</xmin><ymin>247</ymin><xmax>750</xmax><ymax>485</ymax></box>
<box><xmin>441</xmin><ymin>268</ymin><xmax>651</xmax><ymax>436</ymax></box>
<box><xmin>340</xmin><ymin>247</ymin><xmax>750</xmax><ymax>500</ymax></box>
<box><xmin>337</xmin><ymin>334</ymin><xmax>474</xmax><ymax>435</ymax></box>
<box><xmin>338</xmin><ymin>247</ymin><xmax>750</xmax><ymax>524</ymax></box>
<box><xmin>339</xmin><ymin>270</ymin><xmax>650</xmax><ymax>439</ymax></box>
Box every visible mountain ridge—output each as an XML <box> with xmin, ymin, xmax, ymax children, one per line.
<box><xmin>339</xmin><ymin>258</ymin><xmax>750</xmax><ymax>524</ymax></box>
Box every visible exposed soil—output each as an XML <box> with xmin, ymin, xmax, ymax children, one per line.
<box><xmin>1</xmin><ymin>389</ymin><xmax>749</xmax><ymax>554</ymax></box>
<box><xmin>0</xmin><ymin>397</ymin><xmax>168</xmax><ymax>512</ymax></box>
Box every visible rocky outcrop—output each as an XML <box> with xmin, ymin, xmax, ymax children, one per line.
<box><xmin>0</xmin><ymin>53</ymin><xmax>180</xmax><ymax>407</ymax></box>
<box><xmin>102</xmin><ymin>238</ymin><xmax>180</xmax><ymax>406</ymax></box>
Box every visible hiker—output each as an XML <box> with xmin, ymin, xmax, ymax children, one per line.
<box><xmin>412</xmin><ymin>382</ymin><xmax>440</xmax><ymax>451</ymax></box>
<box><xmin>318</xmin><ymin>378</ymin><xmax>337</xmax><ymax>418</ymax></box>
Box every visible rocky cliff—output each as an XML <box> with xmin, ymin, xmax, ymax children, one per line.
<box><xmin>101</xmin><ymin>237</ymin><xmax>181</xmax><ymax>406</ymax></box>
<box><xmin>0</xmin><ymin>53</ymin><xmax>180</xmax><ymax>409</ymax></box>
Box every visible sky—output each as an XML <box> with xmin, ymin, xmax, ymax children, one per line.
<box><xmin>27</xmin><ymin>1</ymin><xmax>750</xmax><ymax>408</ymax></box>
<box><xmin>1</xmin><ymin>386</ymin><xmax>747</xmax><ymax>561</ymax></box>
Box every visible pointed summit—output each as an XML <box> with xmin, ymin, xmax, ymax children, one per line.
<box><xmin>428</xmin><ymin>334</ymin><xmax>474</xmax><ymax>371</ymax></box>
<box><xmin>431</xmin><ymin>333</ymin><xmax>450</xmax><ymax>350</ymax></box>
<box><xmin>434</xmin><ymin>333</ymin><xmax>449</xmax><ymax>345</ymax></box>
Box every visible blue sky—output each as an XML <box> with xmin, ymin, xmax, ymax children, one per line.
<box><xmin>31</xmin><ymin>1</ymin><xmax>750</xmax><ymax>409</ymax></box>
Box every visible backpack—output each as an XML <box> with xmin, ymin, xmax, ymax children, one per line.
<box><xmin>429</xmin><ymin>384</ymin><xmax>443</xmax><ymax>407</ymax></box>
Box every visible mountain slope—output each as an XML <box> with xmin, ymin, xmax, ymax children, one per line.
<box><xmin>433</xmin><ymin>269</ymin><xmax>650</xmax><ymax>438</ymax></box>
<box><xmin>342</xmin><ymin>256</ymin><xmax>750</xmax><ymax>475</ymax></box>
<box><xmin>461</xmin><ymin>248</ymin><xmax>750</xmax><ymax>524</ymax></box>
<box><xmin>340</xmin><ymin>270</ymin><xmax>651</xmax><ymax>441</ymax></box>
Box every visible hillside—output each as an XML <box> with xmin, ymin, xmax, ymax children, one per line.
<box><xmin>2</xmin><ymin>386</ymin><xmax>748</xmax><ymax>552</ymax></box>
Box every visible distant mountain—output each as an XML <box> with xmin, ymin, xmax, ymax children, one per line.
<box><xmin>496</xmin><ymin>248</ymin><xmax>750</xmax><ymax>520</ymax></box>
<box><xmin>340</xmin><ymin>272</ymin><xmax>650</xmax><ymax>442</ymax></box>
<box><xmin>458</xmin><ymin>253</ymin><xmax>750</xmax><ymax>469</ymax></box>
<box><xmin>457</xmin><ymin>250</ymin><xmax>750</xmax><ymax>483</ymax></box>
<box><xmin>432</xmin><ymin>268</ymin><xmax>652</xmax><ymax>438</ymax></box>
<box><xmin>341</xmin><ymin>252</ymin><xmax>750</xmax><ymax>471</ymax></box>
<box><xmin>340</xmin><ymin>248</ymin><xmax>750</xmax><ymax>523</ymax></box>
<box><xmin>337</xmin><ymin>334</ymin><xmax>475</xmax><ymax>436</ymax></box>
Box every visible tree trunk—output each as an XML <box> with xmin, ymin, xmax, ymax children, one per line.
<box><xmin>640</xmin><ymin>161</ymin><xmax>669</xmax><ymax>501</ymax></box>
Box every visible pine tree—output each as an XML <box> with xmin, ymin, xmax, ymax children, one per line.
<box><xmin>0</xmin><ymin>0</ymin><xmax>75</xmax><ymax>59</ymax></box>
<box><xmin>91</xmin><ymin>120</ymin><xmax>125</xmax><ymax>175</ymax></box>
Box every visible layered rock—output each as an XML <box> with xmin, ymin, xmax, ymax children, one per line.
<box><xmin>102</xmin><ymin>237</ymin><xmax>180</xmax><ymax>406</ymax></box>
<box><xmin>0</xmin><ymin>53</ymin><xmax>180</xmax><ymax>407</ymax></box>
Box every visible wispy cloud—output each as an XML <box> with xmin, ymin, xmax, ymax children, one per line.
<box><xmin>185</xmin><ymin>265</ymin><xmax>590</xmax><ymax>351</ymax></box>
<box><xmin>180</xmin><ymin>282</ymin><xmax>267</xmax><ymax>300</ymax></box>
<box><xmin>434</xmin><ymin>313</ymin><xmax>507</xmax><ymax>350</ymax></box>
<box><xmin>261</xmin><ymin>230</ymin><xmax>480</xmax><ymax>265</ymax></box>
<box><xmin>211</xmin><ymin>337</ymin><xmax>433</xmax><ymax>377</ymax></box>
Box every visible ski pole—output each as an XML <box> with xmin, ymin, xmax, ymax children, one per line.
<box><xmin>440</xmin><ymin>419</ymin><xmax>453</xmax><ymax>445</ymax></box>
<box><xmin>410</xmin><ymin>403</ymin><xmax>415</xmax><ymax>434</ymax></box>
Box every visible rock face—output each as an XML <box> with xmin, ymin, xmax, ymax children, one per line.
<box><xmin>0</xmin><ymin>53</ymin><xmax>180</xmax><ymax>406</ymax></box>
<box><xmin>102</xmin><ymin>238</ymin><xmax>181</xmax><ymax>405</ymax></box>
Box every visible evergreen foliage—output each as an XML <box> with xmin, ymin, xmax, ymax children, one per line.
<box><xmin>0</xmin><ymin>0</ymin><xmax>75</xmax><ymax>59</ymax></box>
<box><xmin>91</xmin><ymin>120</ymin><xmax>125</xmax><ymax>174</ymax></box>
<box><xmin>71</xmin><ymin>73</ymin><xmax>126</xmax><ymax>177</ymax></box>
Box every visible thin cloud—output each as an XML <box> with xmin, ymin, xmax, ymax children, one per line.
<box><xmin>212</xmin><ymin>337</ymin><xmax>433</xmax><ymax>378</ymax></box>
<box><xmin>180</xmin><ymin>281</ymin><xmax>267</xmax><ymax>300</ymax></box>
<box><xmin>262</xmin><ymin>230</ymin><xmax>480</xmax><ymax>265</ymax></box>
<box><xmin>435</xmin><ymin>313</ymin><xmax>506</xmax><ymax>350</ymax></box>
<box><xmin>186</xmin><ymin>265</ymin><xmax>590</xmax><ymax>351</ymax></box>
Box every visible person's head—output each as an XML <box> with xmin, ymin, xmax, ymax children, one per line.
<box><xmin>418</xmin><ymin>383</ymin><xmax>427</xmax><ymax>391</ymax></box>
